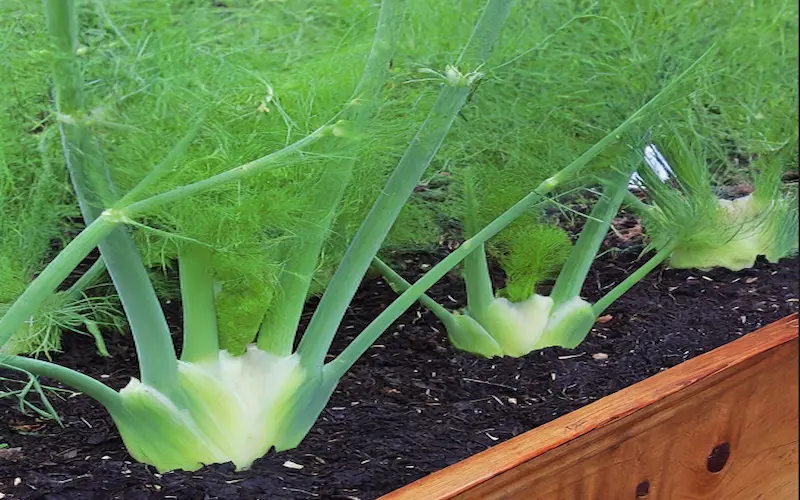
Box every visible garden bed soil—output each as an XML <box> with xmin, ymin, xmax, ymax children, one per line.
<box><xmin>0</xmin><ymin>249</ymin><xmax>797</xmax><ymax>500</ymax></box>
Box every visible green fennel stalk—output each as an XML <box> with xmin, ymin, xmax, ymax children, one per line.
<box><xmin>297</xmin><ymin>0</ymin><xmax>515</xmax><ymax>372</ymax></box>
<box><xmin>257</xmin><ymin>0</ymin><xmax>404</xmax><ymax>356</ymax></box>
<box><xmin>46</xmin><ymin>0</ymin><xmax>181</xmax><ymax>396</ymax></box>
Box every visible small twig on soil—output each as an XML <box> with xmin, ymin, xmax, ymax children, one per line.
<box><xmin>462</xmin><ymin>377</ymin><xmax>517</xmax><ymax>391</ymax></box>
<box><xmin>281</xmin><ymin>488</ymin><xmax>320</xmax><ymax>498</ymax></box>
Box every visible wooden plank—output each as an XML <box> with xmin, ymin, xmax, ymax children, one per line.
<box><xmin>382</xmin><ymin>313</ymin><xmax>799</xmax><ymax>500</ymax></box>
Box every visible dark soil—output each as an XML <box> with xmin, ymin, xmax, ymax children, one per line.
<box><xmin>0</xmin><ymin>246</ymin><xmax>797</xmax><ymax>500</ymax></box>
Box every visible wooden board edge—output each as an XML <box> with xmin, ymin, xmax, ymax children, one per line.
<box><xmin>380</xmin><ymin>313</ymin><xmax>799</xmax><ymax>500</ymax></box>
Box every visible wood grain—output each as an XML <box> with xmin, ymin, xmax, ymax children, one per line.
<box><xmin>382</xmin><ymin>313</ymin><xmax>799</xmax><ymax>500</ymax></box>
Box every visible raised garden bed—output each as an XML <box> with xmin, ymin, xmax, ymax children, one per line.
<box><xmin>2</xmin><ymin>1</ymin><xmax>797</xmax><ymax>499</ymax></box>
<box><xmin>0</xmin><ymin>252</ymin><xmax>797</xmax><ymax>499</ymax></box>
<box><xmin>384</xmin><ymin>313</ymin><xmax>798</xmax><ymax>500</ymax></box>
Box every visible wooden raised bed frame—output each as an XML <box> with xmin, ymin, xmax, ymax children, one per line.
<box><xmin>383</xmin><ymin>313</ymin><xmax>799</xmax><ymax>500</ymax></box>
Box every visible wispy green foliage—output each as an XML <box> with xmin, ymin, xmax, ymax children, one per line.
<box><xmin>491</xmin><ymin>224</ymin><xmax>571</xmax><ymax>302</ymax></box>
<box><xmin>455</xmin><ymin>0</ymin><xmax>797</xmax><ymax>288</ymax></box>
<box><xmin>0</xmin><ymin>8</ymin><xmax>65</xmax><ymax>302</ymax></box>
<box><xmin>352</xmin><ymin>0</ymin><xmax>797</xmax><ymax>290</ymax></box>
<box><xmin>0</xmin><ymin>293</ymin><xmax>121</xmax><ymax>358</ymax></box>
<box><xmin>0</xmin><ymin>5</ymin><xmax>121</xmax><ymax>356</ymax></box>
<box><xmin>3</xmin><ymin>0</ymin><xmax>381</xmax><ymax>353</ymax></box>
<box><xmin>2</xmin><ymin>0</ymin><xmax>796</xmax><ymax>359</ymax></box>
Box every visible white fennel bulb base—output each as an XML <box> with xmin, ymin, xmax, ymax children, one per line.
<box><xmin>448</xmin><ymin>295</ymin><xmax>596</xmax><ymax>358</ymax></box>
<box><xmin>112</xmin><ymin>347</ymin><xmax>305</xmax><ymax>472</ymax></box>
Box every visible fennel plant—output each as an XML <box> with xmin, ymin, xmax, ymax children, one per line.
<box><xmin>0</xmin><ymin>0</ymin><xmax>544</xmax><ymax>472</ymax></box>
<box><xmin>373</xmin><ymin>53</ymin><xmax>714</xmax><ymax>358</ymax></box>
<box><xmin>629</xmin><ymin>137</ymin><xmax>799</xmax><ymax>271</ymax></box>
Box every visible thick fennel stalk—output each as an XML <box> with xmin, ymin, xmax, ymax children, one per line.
<box><xmin>298</xmin><ymin>0</ymin><xmax>515</xmax><ymax>372</ymax></box>
<box><xmin>44</xmin><ymin>0</ymin><xmax>179</xmax><ymax>396</ymax></box>
<box><xmin>548</xmin><ymin>163</ymin><xmax>636</xmax><ymax>306</ymax></box>
<box><xmin>297</xmin><ymin>87</ymin><xmax>470</xmax><ymax>369</ymax></box>
<box><xmin>257</xmin><ymin>0</ymin><xmax>404</xmax><ymax>355</ymax></box>
<box><xmin>462</xmin><ymin>168</ymin><xmax>496</xmax><ymax>318</ymax></box>
<box><xmin>178</xmin><ymin>245</ymin><xmax>219</xmax><ymax>363</ymax></box>
<box><xmin>270</xmin><ymin>0</ymin><xmax>517</xmax><ymax>449</ymax></box>
<box><xmin>1</xmin><ymin>354</ymin><xmax>123</xmax><ymax>412</ymax></box>
<box><xmin>371</xmin><ymin>257</ymin><xmax>459</xmax><ymax>331</ymax></box>
<box><xmin>592</xmin><ymin>242</ymin><xmax>677</xmax><ymax>315</ymax></box>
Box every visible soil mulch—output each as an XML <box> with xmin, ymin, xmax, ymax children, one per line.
<box><xmin>0</xmin><ymin>247</ymin><xmax>797</xmax><ymax>500</ymax></box>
